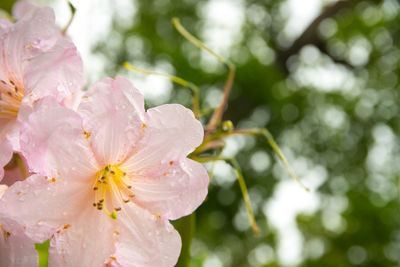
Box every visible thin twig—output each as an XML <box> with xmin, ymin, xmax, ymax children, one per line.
<box><xmin>61</xmin><ymin>2</ymin><xmax>76</xmax><ymax>36</ymax></box>
<box><xmin>171</xmin><ymin>18</ymin><xmax>235</xmax><ymax>132</ymax></box>
<box><xmin>205</xmin><ymin>67</ymin><xmax>235</xmax><ymax>135</ymax></box>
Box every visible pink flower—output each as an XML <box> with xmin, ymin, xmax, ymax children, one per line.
<box><xmin>0</xmin><ymin>1</ymin><xmax>84</xmax><ymax>180</ymax></box>
<box><xmin>1</xmin><ymin>76</ymin><xmax>209</xmax><ymax>266</ymax></box>
<box><xmin>0</xmin><ymin>141</ymin><xmax>13</xmax><ymax>180</ymax></box>
<box><xmin>0</xmin><ymin>185</ymin><xmax>39</xmax><ymax>267</ymax></box>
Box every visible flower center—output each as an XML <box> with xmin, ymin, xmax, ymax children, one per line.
<box><xmin>92</xmin><ymin>165</ymin><xmax>135</xmax><ymax>219</ymax></box>
<box><xmin>0</xmin><ymin>79</ymin><xmax>24</xmax><ymax>119</ymax></box>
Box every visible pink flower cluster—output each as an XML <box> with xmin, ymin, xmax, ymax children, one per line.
<box><xmin>0</xmin><ymin>2</ymin><xmax>209</xmax><ymax>266</ymax></box>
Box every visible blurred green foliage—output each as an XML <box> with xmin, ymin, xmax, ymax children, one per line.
<box><xmin>2</xmin><ymin>0</ymin><xmax>400</xmax><ymax>266</ymax></box>
<box><xmin>92</xmin><ymin>1</ymin><xmax>400</xmax><ymax>266</ymax></box>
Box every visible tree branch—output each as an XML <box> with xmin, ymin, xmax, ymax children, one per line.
<box><xmin>276</xmin><ymin>0</ymin><xmax>355</xmax><ymax>72</ymax></box>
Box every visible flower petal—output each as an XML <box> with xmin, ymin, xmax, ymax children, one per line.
<box><xmin>2</xmin><ymin>2</ymin><xmax>57</xmax><ymax>85</ymax></box>
<box><xmin>23</xmin><ymin>37</ymin><xmax>85</xmax><ymax>102</ymax></box>
<box><xmin>0</xmin><ymin>218</ymin><xmax>38</xmax><ymax>267</ymax></box>
<box><xmin>0</xmin><ymin>18</ymin><xmax>12</xmax><ymax>37</ymax></box>
<box><xmin>130</xmin><ymin>158</ymin><xmax>209</xmax><ymax>220</ymax></box>
<box><xmin>49</xmin><ymin>206</ymin><xmax>114</xmax><ymax>267</ymax></box>
<box><xmin>20</xmin><ymin>97</ymin><xmax>98</xmax><ymax>178</ymax></box>
<box><xmin>3</xmin><ymin>120</ymin><xmax>20</xmax><ymax>151</ymax></box>
<box><xmin>78</xmin><ymin>76</ymin><xmax>145</xmax><ymax>166</ymax></box>
<box><xmin>0</xmin><ymin>174</ymin><xmax>93</xmax><ymax>242</ymax></box>
<box><xmin>114</xmin><ymin>202</ymin><xmax>181</xmax><ymax>267</ymax></box>
<box><xmin>0</xmin><ymin>184</ymin><xmax>7</xmax><ymax>197</ymax></box>
<box><xmin>122</xmin><ymin>104</ymin><xmax>204</xmax><ymax>171</ymax></box>
<box><xmin>12</xmin><ymin>1</ymin><xmax>46</xmax><ymax>20</ymax></box>
<box><xmin>0</xmin><ymin>139</ymin><xmax>12</xmax><ymax>181</ymax></box>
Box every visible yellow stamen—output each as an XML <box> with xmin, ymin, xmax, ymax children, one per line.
<box><xmin>0</xmin><ymin>78</ymin><xmax>24</xmax><ymax>119</ymax></box>
<box><xmin>92</xmin><ymin>165</ymin><xmax>135</xmax><ymax>219</ymax></box>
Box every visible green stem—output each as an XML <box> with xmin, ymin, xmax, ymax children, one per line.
<box><xmin>193</xmin><ymin>128</ymin><xmax>309</xmax><ymax>191</ymax></box>
<box><xmin>229</xmin><ymin>158</ymin><xmax>260</xmax><ymax>234</ymax></box>
<box><xmin>218</xmin><ymin>128</ymin><xmax>310</xmax><ymax>191</ymax></box>
<box><xmin>171</xmin><ymin>18</ymin><xmax>235</xmax><ymax>133</ymax></box>
<box><xmin>192</xmin><ymin>155</ymin><xmax>260</xmax><ymax>234</ymax></box>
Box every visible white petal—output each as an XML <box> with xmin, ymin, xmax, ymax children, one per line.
<box><xmin>131</xmin><ymin>158</ymin><xmax>209</xmax><ymax>220</ymax></box>
<box><xmin>0</xmin><ymin>174</ymin><xmax>93</xmax><ymax>242</ymax></box>
<box><xmin>20</xmin><ymin>97</ymin><xmax>98</xmax><ymax>178</ymax></box>
<box><xmin>114</xmin><ymin>202</ymin><xmax>181</xmax><ymax>267</ymax></box>
<box><xmin>122</xmin><ymin>104</ymin><xmax>203</xmax><ymax>171</ymax></box>
<box><xmin>49</xmin><ymin>206</ymin><xmax>114</xmax><ymax>267</ymax></box>
<box><xmin>78</xmin><ymin>77</ymin><xmax>145</xmax><ymax>166</ymax></box>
